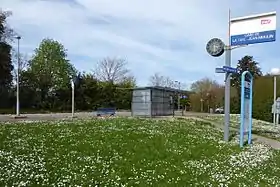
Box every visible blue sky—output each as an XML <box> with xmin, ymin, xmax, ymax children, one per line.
<box><xmin>2</xmin><ymin>0</ymin><xmax>280</xmax><ymax>88</ymax></box>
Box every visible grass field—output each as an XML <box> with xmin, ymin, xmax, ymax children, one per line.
<box><xmin>1</xmin><ymin>118</ymin><xmax>280</xmax><ymax>186</ymax></box>
<box><xmin>198</xmin><ymin>114</ymin><xmax>280</xmax><ymax>141</ymax></box>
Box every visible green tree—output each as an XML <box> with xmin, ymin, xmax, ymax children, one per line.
<box><xmin>252</xmin><ymin>75</ymin><xmax>279</xmax><ymax>122</ymax></box>
<box><xmin>0</xmin><ymin>10</ymin><xmax>14</xmax><ymax>42</ymax></box>
<box><xmin>28</xmin><ymin>38</ymin><xmax>76</xmax><ymax>109</ymax></box>
<box><xmin>114</xmin><ymin>77</ymin><xmax>136</xmax><ymax>109</ymax></box>
<box><xmin>231</xmin><ymin>55</ymin><xmax>262</xmax><ymax>113</ymax></box>
<box><xmin>0</xmin><ymin>10</ymin><xmax>14</xmax><ymax>108</ymax></box>
<box><xmin>231</xmin><ymin>56</ymin><xmax>262</xmax><ymax>88</ymax></box>
<box><xmin>18</xmin><ymin>70</ymin><xmax>39</xmax><ymax>109</ymax></box>
<box><xmin>74</xmin><ymin>72</ymin><xmax>100</xmax><ymax>110</ymax></box>
<box><xmin>0</xmin><ymin>42</ymin><xmax>13</xmax><ymax>87</ymax></box>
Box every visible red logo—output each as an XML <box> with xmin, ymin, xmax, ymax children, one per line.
<box><xmin>261</xmin><ymin>19</ymin><xmax>271</xmax><ymax>24</ymax></box>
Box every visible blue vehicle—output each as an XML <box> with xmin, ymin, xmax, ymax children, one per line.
<box><xmin>96</xmin><ymin>108</ymin><xmax>116</xmax><ymax>117</ymax></box>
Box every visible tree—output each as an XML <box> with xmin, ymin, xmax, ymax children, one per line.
<box><xmin>252</xmin><ymin>75</ymin><xmax>274</xmax><ymax>122</ymax></box>
<box><xmin>18</xmin><ymin>70</ymin><xmax>39</xmax><ymax>109</ymax></box>
<box><xmin>114</xmin><ymin>77</ymin><xmax>136</xmax><ymax>109</ymax></box>
<box><xmin>0</xmin><ymin>10</ymin><xmax>13</xmax><ymax>86</ymax></box>
<box><xmin>93</xmin><ymin>57</ymin><xmax>131</xmax><ymax>84</ymax></box>
<box><xmin>27</xmin><ymin>38</ymin><xmax>76</xmax><ymax>109</ymax></box>
<box><xmin>11</xmin><ymin>50</ymin><xmax>29</xmax><ymax>79</ymax></box>
<box><xmin>0</xmin><ymin>10</ymin><xmax>14</xmax><ymax>42</ymax></box>
<box><xmin>0</xmin><ymin>10</ymin><xmax>14</xmax><ymax>108</ymax></box>
<box><xmin>230</xmin><ymin>56</ymin><xmax>263</xmax><ymax>113</ymax></box>
<box><xmin>74</xmin><ymin>72</ymin><xmax>100</xmax><ymax>110</ymax></box>
<box><xmin>149</xmin><ymin>73</ymin><xmax>175</xmax><ymax>87</ymax></box>
<box><xmin>190</xmin><ymin>78</ymin><xmax>223</xmax><ymax>112</ymax></box>
<box><xmin>0</xmin><ymin>42</ymin><xmax>13</xmax><ymax>87</ymax></box>
<box><xmin>190</xmin><ymin>77</ymin><xmax>221</xmax><ymax>96</ymax></box>
<box><xmin>231</xmin><ymin>55</ymin><xmax>262</xmax><ymax>89</ymax></box>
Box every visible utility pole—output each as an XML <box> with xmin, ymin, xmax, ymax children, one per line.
<box><xmin>71</xmin><ymin>79</ymin><xmax>75</xmax><ymax>118</ymax></box>
<box><xmin>15</xmin><ymin>36</ymin><xmax>21</xmax><ymax>116</ymax></box>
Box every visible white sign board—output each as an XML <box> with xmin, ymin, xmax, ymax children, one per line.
<box><xmin>272</xmin><ymin>97</ymin><xmax>280</xmax><ymax>114</ymax></box>
<box><xmin>230</xmin><ymin>11</ymin><xmax>276</xmax><ymax>46</ymax></box>
<box><xmin>243</xmin><ymin>81</ymin><xmax>251</xmax><ymax>134</ymax></box>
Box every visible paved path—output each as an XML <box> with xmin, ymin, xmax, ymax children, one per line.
<box><xmin>0</xmin><ymin>111</ymin><xmax>212</xmax><ymax>122</ymax></box>
<box><xmin>0</xmin><ymin>111</ymin><xmax>133</xmax><ymax>122</ymax></box>
<box><xmin>187</xmin><ymin>116</ymin><xmax>280</xmax><ymax>150</ymax></box>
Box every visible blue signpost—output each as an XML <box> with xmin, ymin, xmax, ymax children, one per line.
<box><xmin>240</xmin><ymin>71</ymin><xmax>253</xmax><ymax>148</ymax></box>
<box><xmin>215</xmin><ymin>67</ymin><xmax>225</xmax><ymax>73</ymax></box>
<box><xmin>207</xmin><ymin>11</ymin><xmax>276</xmax><ymax>144</ymax></box>
<box><xmin>222</xmin><ymin>66</ymin><xmax>238</xmax><ymax>74</ymax></box>
<box><xmin>215</xmin><ymin>66</ymin><xmax>238</xmax><ymax>74</ymax></box>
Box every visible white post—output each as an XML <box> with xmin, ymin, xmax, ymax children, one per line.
<box><xmin>274</xmin><ymin>76</ymin><xmax>277</xmax><ymax>125</ymax></box>
<box><xmin>200</xmin><ymin>99</ymin><xmax>203</xmax><ymax>112</ymax></box>
<box><xmin>16</xmin><ymin>36</ymin><xmax>21</xmax><ymax>116</ymax></box>
<box><xmin>71</xmin><ymin>79</ymin><xmax>75</xmax><ymax>118</ymax></box>
<box><xmin>178</xmin><ymin>82</ymin><xmax>180</xmax><ymax>111</ymax></box>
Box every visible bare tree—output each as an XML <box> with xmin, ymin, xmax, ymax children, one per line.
<box><xmin>149</xmin><ymin>73</ymin><xmax>176</xmax><ymax>87</ymax></box>
<box><xmin>190</xmin><ymin>77</ymin><xmax>220</xmax><ymax>94</ymax></box>
<box><xmin>93</xmin><ymin>57</ymin><xmax>131</xmax><ymax>83</ymax></box>
<box><xmin>149</xmin><ymin>73</ymin><xmax>163</xmax><ymax>86</ymax></box>
<box><xmin>190</xmin><ymin>77</ymin><xmax>224</xmax><ymax>111</ymax></box>
<box><xmin>11</xmin><ymin>50</ymin><xmax>29</xmax><ymax>78</ymax></box>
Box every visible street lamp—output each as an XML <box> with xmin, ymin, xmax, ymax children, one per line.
<box><xmin>200</xmin><ymin>98</ymin><xmax>204</xmax><ymax>112</ymax></box>
<box><xmin>270</xmin><ymin>68</ymin><xmax>280</xmax><ymax>125</ymax></box>
<box><xmin>175</xmin><ymin>81</ymin><xmax>181</xmax><ymax>110</ymax></box>
<box><xmin>70</xmin><ymin>78</ymin><xmax>75</xmax><ymax>118</ymax></box>
<box><xmin>15</xmin><ymin>35</ymin><xmax>21</xmax><ymax>116</ymax></box>
<box><xmin>206</xmin><ymin>92</ymin><xmax>210</xmax><ymax>113</ymax></box>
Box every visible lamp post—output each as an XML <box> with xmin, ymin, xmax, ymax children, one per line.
<box><xmin>206</xmin><ymin>92</ymin><xmax>210</xmax><ymax>113</ymax></box>
<box><xmin>270</xmin><ymin>68</ymin><xmax>280</xmax><ymax>125</ymax></box>
<box><xmin>70</xmin><ymin>78</ymin><xmax>75</xmax><ymax>118</ymax></box>
<box><xmin>15</xmin><ymin>36</ymin><xmax>21</xmax><ymax>116</ymax></box>
<box><xmin>200</xmin><ymin>98</ymin><xmax>204</xmax><ymax>112</ymax></box>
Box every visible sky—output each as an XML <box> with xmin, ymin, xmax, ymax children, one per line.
<box><xmin>1</xmin><ymin>0</ymin><xmax>280</xmax><ymax>88</ymax></box>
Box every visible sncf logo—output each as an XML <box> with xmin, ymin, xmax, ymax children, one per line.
<box><xmin>261</xmin><ymin>19</ymin><xmax>271</xmax><ymax>24</ymax></box>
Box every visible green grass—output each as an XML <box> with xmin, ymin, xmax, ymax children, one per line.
<box><xmin>197</xmin><ymin>114</ymin><xmax>280</xmax><ymax>141</ymax></box>
<box><xmin>1</xmin><ymin>118</ymin><xmax>280</xmax><ymax>186</ymax></box>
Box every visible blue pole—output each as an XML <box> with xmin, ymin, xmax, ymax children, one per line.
<box><xmin>240</xmin><ymin>71</ymin><xmax>253</xmax><ymax>148</ymax></box>
<box><xmin>248</xmin><ymin>74</ymin><xmax>253</xmax><ymax>145</ymax></box>
<box><xmin>240</xmin><ymin>72</ymin><xmax>245</xmax><ymax>148</ymax></box>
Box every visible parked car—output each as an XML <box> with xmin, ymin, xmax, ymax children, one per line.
<box><xmin>215</xmin><ymin>107</ymin><xmax>224</xmax><ymax>114</ymax></box>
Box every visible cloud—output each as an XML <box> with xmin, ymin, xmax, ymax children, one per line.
<box><xmin>1</xmin><ymin>0</ymin><xmax>280</xmax><ymax>87</ymax></box>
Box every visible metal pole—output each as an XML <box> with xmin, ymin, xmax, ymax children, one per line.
<box><xmin>200</xmin><ymin>99</ymin><xmax>203</xmax><ymax>112</ymax></box>
<box><xmin>16</xmin><ymin>37</ymin><xmax>20</xmax><ymax>116</ymax></box>
<box><xmin>223</xmin><ymin>9</ymin><xmax>231</xmax><ymax>142</ymax></box>
<box><xmin>224</xmin><ymin>47</ymin><xmax>231</xmax><ymax>141</ymax></box>
<box><xmin>71</xmin><ymin>82</ymin><xmax>75</xmax><ymax>118</ymax></box>
<box><xmin>178</xmin><ymin>82</ymin><xmax>180</xmax><ymax>110</ymax></box>
<box><xmin>273</xmin><ymin>76</ymin><xmax>277</xmax><ymax>125</ymax></box>
<box><xmin>172</xmin><ymin>95</ymin><xmax>175</xmax><ymax>117</ymax></box>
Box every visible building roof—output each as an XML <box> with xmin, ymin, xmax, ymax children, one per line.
<box><xmin>132</xmin><ymin>86</ymin><xmax>186</xmax><ymax>93</ymax></box>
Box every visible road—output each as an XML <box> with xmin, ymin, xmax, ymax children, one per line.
<box><xmin>0</xmin><ymin>111</ymin><xmax>218</xmax><ymax>122</ymax></box>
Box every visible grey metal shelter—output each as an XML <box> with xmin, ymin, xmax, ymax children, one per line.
<box><xmin>131</xmin><ymin>86</ymin><xmax>184</xmax><ymax>117</ymax></box>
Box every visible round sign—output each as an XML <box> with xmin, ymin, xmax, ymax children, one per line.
<box><xmin>206</xmin><ymin>38</ymin><xmax>225</xmax><ymax>57</ymax></box>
